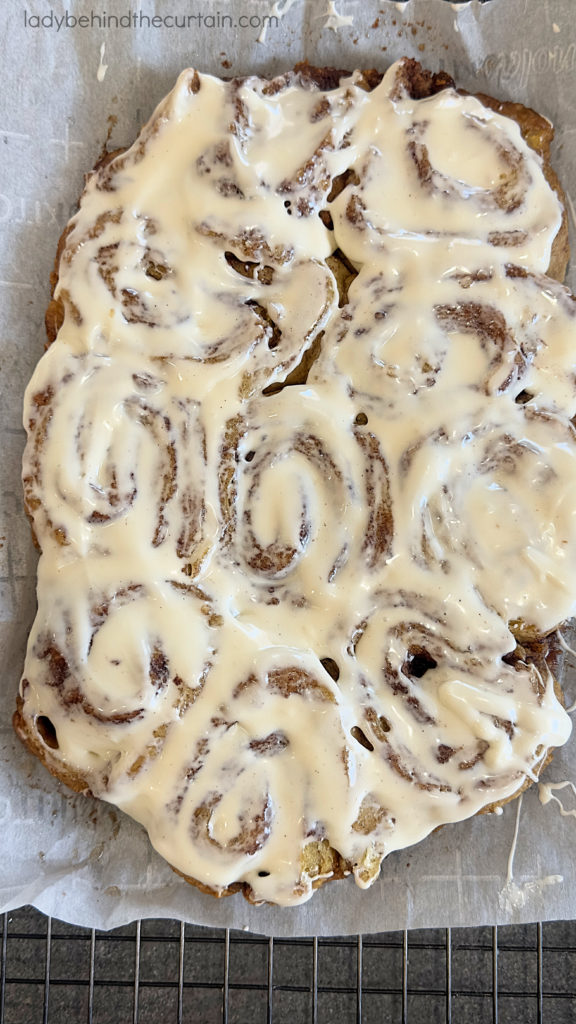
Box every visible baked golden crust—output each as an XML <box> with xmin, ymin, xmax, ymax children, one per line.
<box><xmin>15</xmin><ymin>59</ymin><xmax>574</xmax><ymax>906</ymax></box>
<box><xmin>14</xmin><ymin>693</ymin><xmax>94</xmax><ymax>796</ymax></box>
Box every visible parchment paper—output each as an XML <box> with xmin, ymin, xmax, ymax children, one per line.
<box><xmin>2</xmin><ymin>0</ymin><xmax>576</xmax><ymax>936</ymax></box>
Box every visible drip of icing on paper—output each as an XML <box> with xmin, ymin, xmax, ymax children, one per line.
<box><xmin>97</xmin><ymin>42</ymin><xmax>108</xmax><ymax>83</ymax></box>
<box><xmin>506</xmin><ymin>795</ymin><xmax>523</xmax><ymax>885</ymax></box>
<box><xmin>323</xmin><ymin>0</ymin><xmax>354</xmax><ymax>31</ymax></box>
<box><xmin>498</xmin><ymin>797</ymin><xmax>563</xmax><ymax>912</ymax></box>
<box><xmin>556</xmin><ymin>631</ymin><xmax>576</xmax><ymax>711</ymax></box>
<box><xmin>258</xmin><ymin>0</ymin><xmax>301</xmax><ymax>44</ymax></box>
<box><xmin>539</xmin><ymin>780</ymin><xmax>576</xmax><ymax>818</ymax></box>
<box><xmin>557</xmin><ymin>630</ymin><xmax>576</xmax><ymax>660</ymax></box>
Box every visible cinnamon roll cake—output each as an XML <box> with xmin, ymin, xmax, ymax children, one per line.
<box><xmin>15</xmin><ymin>58</ymin><xmax>576</xmax><ymax>906</ymax></box>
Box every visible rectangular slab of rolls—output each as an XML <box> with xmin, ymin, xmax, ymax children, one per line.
<box><xmin>14</xmin><ymin>58</ymin><xmax>576</xmax><ymax>906</ymax></box>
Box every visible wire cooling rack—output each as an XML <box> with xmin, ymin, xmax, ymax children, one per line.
<box><xmin>2</xmin><ymin>908</ymin><xmax>576</xmax><ymax>1023</ymax></box>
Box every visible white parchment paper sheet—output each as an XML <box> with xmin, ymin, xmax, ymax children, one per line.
<box><xmin>2</xmin><ymin>0</ymin><xmax>576</xmax><ymax>935</ymax></box>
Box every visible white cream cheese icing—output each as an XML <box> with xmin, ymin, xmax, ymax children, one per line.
<box><xmin>18</xmin><ymin>59</ymin><xmax>575</xmax><ymax>906</ymax></box>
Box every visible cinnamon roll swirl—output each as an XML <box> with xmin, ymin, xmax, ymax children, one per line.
<box><xmin>15</xmin><ymin>59</ymin><xmax>576</xmax><ymax>907</ymax></box>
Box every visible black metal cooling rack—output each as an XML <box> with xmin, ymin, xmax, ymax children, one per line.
<box><xmin>2</xmin><ymin>908</ymin><xmax>576</xmax><ymax>1023</ymax></box>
